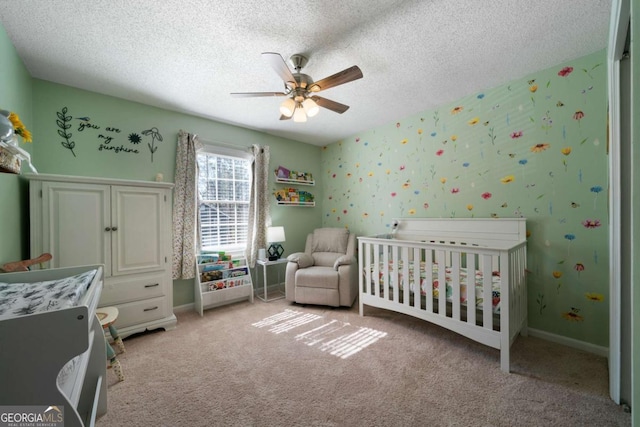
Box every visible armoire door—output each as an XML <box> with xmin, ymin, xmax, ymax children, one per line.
<box><xmin>110</xmin><ymin>186</ymin><xmax>166</xmax><ymax>276</ymax></box>
<box><xmin>42</xmin><ymin>182</ymin><xmax>112</xmax><ymax>276</ymax></box>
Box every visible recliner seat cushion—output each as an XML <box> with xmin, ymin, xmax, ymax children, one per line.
<box><xmin>295</xmin><ymin>266</ymin><xmax>339</xmax><ymax>289</ymax></box>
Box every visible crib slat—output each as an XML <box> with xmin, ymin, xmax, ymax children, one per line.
<box><xmin>359</xmin><ymin>241</ymin><xmax>365</xmax><ymax>315</ymax></box>
<box><xmin>451</xmin><ymin>251</ymin><xmax>461</xmax><ymax>320</ymax></box>
<box><xmin>371</xmin><ymin>244</ymin><xmax>378</xmax><ymax>298</ymax></box>
<box><xmin>509</xmin><ymin>249</ymin><xmax>516</xmax><ymax>336</ymax></box>
<box><xmin>482</xmin><ymin>254</ymin><xmax>493</xmax><ymax>328</ymax></box>
<box><xmin>509</xmin><ymin>246</ymin><xmax>526</xmax><ymax>339</ymax></box>
<box><xmin>364</xmin><ymin>243</ymin><xmax>371</xmax><ymax>296</ymax></box>
<box><xmin>467</xmin><ymin>254</ymin><xmax>476</xmax><ymax>326</ymax></box>
<box><xmin>401</xmin><ymin>246</ymin><xmax>410</xmax><ymax>306</ymax></box>
<box><xmin>391</xmin><ymin>245</ymin><xmax>399</xmax><ymax>303</ymax></box>
<box><xmin>500</xmin><ymin>252</ymin><xmax>510</xmax><ymax>371</ymax></box>
<box><xmin>436</xmin><ymin>249</ymin><xmax>446</xmax><ymax>316</ymax></box>
<box><xmin>412</xmin><ymin>246</ymin><xmax>421</xmax><ymax>309</ymax></box>
<box><xmin>425</xmin><ymin>249</ymin><xmax>433</xmax><ymax>313</ymax></box>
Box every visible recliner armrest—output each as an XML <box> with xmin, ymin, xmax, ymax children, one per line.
<box><xmin>287</xmin><ymin>252</ymin><xmax>314</xmax><ymax>268</ymax></box>
<box><xmin>334</xmin><ymin>255</ymin><xmax>355</xmax><ymax>270</ymax></box>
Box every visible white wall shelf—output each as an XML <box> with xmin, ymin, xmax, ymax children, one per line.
<box><xmin>274</xmin><ymin>174</ymin><xmax>315</xmax><ymax>186</ymax></box>
<box><xmin>276</xmin><ymin>201</ymin><xmax>315</xmax><ymax>207</ymax></box>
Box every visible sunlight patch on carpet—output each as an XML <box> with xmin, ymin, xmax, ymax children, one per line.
<box><xmin>251</xmin><ymin>309</ymin><xmax>322</xmax><ymax>334</ymax></box>
<box><xmin>252</xmin><ymin>309</ymin><xmax>387</xmax><ymax>359</ymax></box>
<box><xmin>317</xmin><ymin>327</ymin><xmax>387</xmax><ymax>359</ymax></box>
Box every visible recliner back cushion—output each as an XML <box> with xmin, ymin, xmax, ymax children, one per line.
<box><xmin>312</xmin><ymin>228</ymin><xmax>349</xmax><ymax>254</ymax></box>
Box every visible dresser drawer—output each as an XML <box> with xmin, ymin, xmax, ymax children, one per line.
<box><xmin>101</xmin><ymin>272</ymin><xmax>167</xmax><ymax>305</ymax></box>
<box><xmin>113</xmin><ymin>296</ymin><xmax>168</xmax><ymax>328</ymax></box>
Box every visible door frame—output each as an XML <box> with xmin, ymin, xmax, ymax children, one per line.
<box><xmin>607</xmin><ymin>0</ymin><xmax>630</xmax><ymax>404</ymax></box>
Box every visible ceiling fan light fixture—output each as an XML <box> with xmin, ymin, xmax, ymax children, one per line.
<box><xmin>234</xmin><ymin>52</ymin><xmax>363</xmax><ymax>122</ymax></box>
<box><xmin>302</xmin><ymin>98</ymin><xmax>319</xmax><ymax>117</ymax></box>
<box><xmin>279</xmin><ymin>98</ymin><xmax>295</xmax><ymax>117</ymax></box>
<box><xmin>293</xmin><ymin>103</ymin><xmax>307</xmax><ymax>123</ymax></box>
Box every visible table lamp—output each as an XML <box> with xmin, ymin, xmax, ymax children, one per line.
<box><xmin>267</xmin><ymin>226</ymin><xmax>286</xmax><ymax>260</ymax></box>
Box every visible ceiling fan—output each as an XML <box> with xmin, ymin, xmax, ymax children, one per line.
<box><xmin>231</xmin><ymin>52</ymin><xmax>363</xmax><ymax>122</ymax></box>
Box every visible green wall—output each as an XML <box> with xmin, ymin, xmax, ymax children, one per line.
<box><xmin>0</xmin><ymin>22</ymin><xmax>32</xmax><ymax>266</ymax></box>
<box><xmin>321</xmin><ymin>50</ymin><xmax>609</xmax><ymax>347</ymax></box>
<box><xmin>30</xmin><ymin>80</ymin><xmax>323</xmax><ymax>305</ymax></box>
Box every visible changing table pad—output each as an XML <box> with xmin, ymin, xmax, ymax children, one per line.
<box><xmin>0</xmin><ymin>269</ymin><xmax>98</xmax><ymax>320</ymax></box>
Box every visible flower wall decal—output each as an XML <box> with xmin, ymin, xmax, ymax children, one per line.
<box><xmin>573</xmin><ymin>110</ymin><xmax>585</xmax><ymax>126</ymax></box>
<box><xmin>590</xmin><ymin>185</ymin><xmax>603</xmax><ymax>209</ymax></box>
<box><xmin>530</xmin><ymin>143</ymin><xmax>550</xmax><ymax>153</ymax></box>
<box><xmin>558</xmin><ymin>66</ymin><xmax>574</xmax><ymax>77</ymax></box>
<box><xmin>320</xmin><ymin>51</ymin><xmax>608</xmax><ymax>347</ymax></box>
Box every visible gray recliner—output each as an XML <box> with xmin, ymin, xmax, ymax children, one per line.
<box><xmin>285</xmin><ymin>227</ymin><xmax>358</xmax><ymax>307</ymax></box>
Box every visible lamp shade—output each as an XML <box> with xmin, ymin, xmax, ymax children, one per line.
<box><xmin>267</xmin><ymin>226</ymin><xmax>286</xmax><ymax>243</ymax></box>
<box><xmin>292</xmin><ymin>104</ymin><xmax>307</xmax><ymax>123</ymax></box>
<box><xmin>279</xmin><ymin>98</ymin><xmax>296</xmax><ymax>117</ymax></box>
<box><xmin>302</xmin><ymin>98</ymin><xmax>319</xmax><ymax>117</ymax></box>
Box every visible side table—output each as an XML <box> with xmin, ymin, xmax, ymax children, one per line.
<box><xmin>256</xmin><ymin>258</ymin><xmax>288</xmax><ymax>302</ymax></box>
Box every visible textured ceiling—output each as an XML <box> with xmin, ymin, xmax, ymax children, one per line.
<box><xmin>0</xmin><ymin>0</ymin><xmax>611</xmax><ymax>146</ymax></box>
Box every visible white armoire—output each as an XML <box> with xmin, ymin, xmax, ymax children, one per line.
<box><xmin>28</xmin><ymin>174</ymin><xmax>176</xmax><ymax>337</ymax></box>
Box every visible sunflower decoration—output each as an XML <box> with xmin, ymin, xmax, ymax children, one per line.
<box><xmin>8</xmin><ymin>111</ymin><xmax>32</xmax><ymax>142</ymax></box>
<box><xmin>562</xmin><ymin>307</ymin><xmax>584</xmax><ymax>322</ymax></box>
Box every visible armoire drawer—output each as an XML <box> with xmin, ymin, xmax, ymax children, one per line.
<box><xmin>113</xmin><ymin>296</ymin><xmax>168</xmax><ymax>328</ymax></box>
<box><xmin>101</xmin><ymin>272</ymin><xmax>167</xmax><ymax>305</ymax></box>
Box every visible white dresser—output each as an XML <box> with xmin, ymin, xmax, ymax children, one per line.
<box><xmin>28</xmin><ymin>174</ymin><xmax>176</xmax><ymax>338</ymax></box>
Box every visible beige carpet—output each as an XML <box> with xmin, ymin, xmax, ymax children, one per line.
<box><xmin>96</xmin><ymin>297</ymin><xmax>630</xmax><ymax>427</ymax></box>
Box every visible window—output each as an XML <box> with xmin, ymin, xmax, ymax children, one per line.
<box><xmin>197</xmin><ymin>146</ymin><xmax>252</xmax><ymax>253</ymax></box>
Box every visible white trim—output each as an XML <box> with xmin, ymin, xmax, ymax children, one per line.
<box><xmin>199</xmin><ymin>140</ymin><xmax>253</xmax><ymax>160</ymax></box>
<box><xmin>26</xmin><ymin>173</ymin><xmax>174</xmax><ymax>188</ymax></box>
<box><xmin>607</xmin><ymin>57</ymin><xmax>622</xmax><ymax>404</ymax></box>
<box><xmin>528</xmin><ymin>328</ymin><xmax>608</xmax><ymax>359</ymax></box>
<box><xmin>606</xmin><ymin>0</ymin><xmax>630</xmax><ymax>405</ymax></box>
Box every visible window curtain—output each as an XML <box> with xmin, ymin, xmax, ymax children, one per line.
<box><xmin>245</xmin><ymin>145</ymin><xmax>270</xmax><ymax>267</ymax></box>
<box><xmin>172</xmin><ymin>130</ymin><xmax>202</xmax><ymax>280</ymax></box>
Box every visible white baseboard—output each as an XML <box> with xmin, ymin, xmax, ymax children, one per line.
<box><xmin>173</xmin><ymin>302</ymin><xmax>195</xmax><ymax>314</ymax></box>
<box><xmin>527</xmin><ymin>327</ymin><xmax>608</xmax><ymax>358</ymax></box>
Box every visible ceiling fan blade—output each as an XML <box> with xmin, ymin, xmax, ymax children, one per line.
<box><xmin>230</xmin><ymin>92</ymin><xmax>287</xmax><ymax>98</ymax></box>
<box><xmin>308</xmin><ymin>66</ymin><xmax>363</xmax><ymax>92</ymax></box>
<box><xmin>279</xmin><ymin>114</ymin><xmax>292</xmax><ymax>121</ymax></box>
<box><xmin>310</xmin><ymin>96</ymin><xmax>350</xmax><ymax>114</ymax></box>
<box><xmin>262</xmin><ymin>52</ymin><xmax>297</xmax><ymax>88</ymax></box>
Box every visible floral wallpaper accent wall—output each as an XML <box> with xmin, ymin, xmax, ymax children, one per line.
<box><xmin>321</xmin><ymin>50</ymin><xmax>608</xmax><ymax>347</ymax></box>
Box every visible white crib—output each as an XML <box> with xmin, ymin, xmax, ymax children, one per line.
<box><xmin>358</xmin><ymin>218</ymin><xmax>527</xmax><ymax>372</ymax></box>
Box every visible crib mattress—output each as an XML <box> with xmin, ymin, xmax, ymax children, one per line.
<box><xmin>0</xmin><ymin>269</ymin><xmax>98</xmax><ymax>320</ymax></box>
<box><xmin>370</xmin><ymin>261</ymin><xmax>501</xmax><ymax>313</ymax></box>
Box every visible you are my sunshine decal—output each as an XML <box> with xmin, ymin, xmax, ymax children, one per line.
<box><xmin>55</xmin><ymin>106</ymin><xmax>163</xmax><ymax>162</ymax></box>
